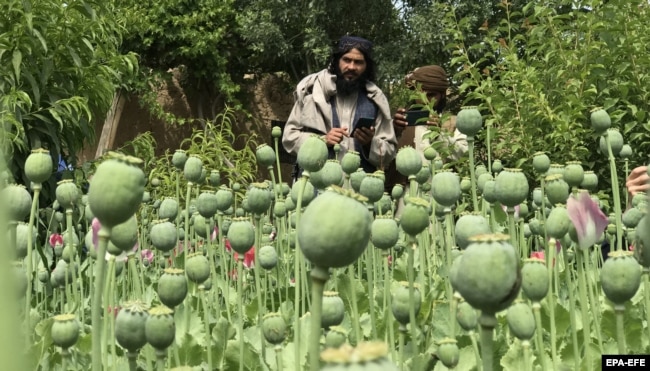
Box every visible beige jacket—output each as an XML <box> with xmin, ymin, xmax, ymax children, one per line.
<box><xmin>282</xmin><ymin>69</ymin><xmax>398</xmax><ymax>169</ymax></box>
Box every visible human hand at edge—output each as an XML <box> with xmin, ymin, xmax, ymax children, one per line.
<box><xmin>325</xmin><ymin>127</ymin><xmax>349</xmax><ymax>146</ymax></box>
<box><xmin>626</xmin><ymin>165</ymin><xmax>650</xmax><ymax>199</ymax></box>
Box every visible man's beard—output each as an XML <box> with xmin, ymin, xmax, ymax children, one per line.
<box><xmin>336</xmin><ymin>71</ymin><xmax>366</xmax><ymax>96</ymax></box>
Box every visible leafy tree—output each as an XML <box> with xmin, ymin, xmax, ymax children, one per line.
<box><xmin>0</xmin><ymin>0</ymin><xmax>137</xmax><ymax>190</ymax></box>
<box><xmin>236</xmin><ymin>0</ymin><xmax>404</xmax><ymax>81</ymax></box>
<box><xmin>116</xmin><ymin>0</ymin><xmax>242</xmax><ymax>120</ymax></box>
<box><xmin>443</xmin><ymin>0</ymin><xmax>650</xmax><ymax>203</ymax></box>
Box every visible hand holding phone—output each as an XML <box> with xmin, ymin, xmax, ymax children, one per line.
<box><xmin>405</xmin><ymin>109</ymin><xmax>430</xmax><ymax>126</ymax></box>
<box><xmin>350</xmin><ymin>117</ymin><xmax>375</xmax><ymax>136</ymax></box>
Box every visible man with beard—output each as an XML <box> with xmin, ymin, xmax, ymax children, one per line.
<box><xmin>282</xmin><ymin>35</ymin><xmax>397</xmax><ymax>178</ymax></box>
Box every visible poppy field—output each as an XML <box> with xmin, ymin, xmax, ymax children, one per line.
<box><xmin>1</xmin><ymin>107</ymin><xmax>649</xmax><ymax>371</ymax></box>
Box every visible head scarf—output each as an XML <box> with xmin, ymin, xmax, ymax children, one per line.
<box><xmin>336</xmin><ymin>35</ymin><xmax>373</xmax><ymax>55</ymax></box>
<box><xmin>405</xmin><ymin>65</ymin><xmax>449</xmax><ymax>93</ymax></box>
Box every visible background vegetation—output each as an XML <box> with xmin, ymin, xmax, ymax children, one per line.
<box><xmin>1</xmin><ymin>0</ymin><xmax>649</xmax><ymax>205</ymax></box>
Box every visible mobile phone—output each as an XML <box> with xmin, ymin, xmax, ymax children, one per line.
<box><xmin>350</xmin><ymin>117</ymin><xmax>375</xmax><ymax>135</ymax></box>
<box><xmin>405</xmin><ymin>109</ymin><xmax>430</xmax><ymax>126</ymax></box>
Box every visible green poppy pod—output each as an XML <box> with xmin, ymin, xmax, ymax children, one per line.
<box><xmin>494</xmin><ymin>168</ymin><xmax>528</xmax><ymax>208</ymax></box>
<box><xmin>246</xmin><ymin>183</ymin><xmax>272</xmax><ymax>215</ymax></box>
<box><xmin>158</xmin><ymin>197</ymin><xmax>178</xmax><ymax>221</ymax></box>
<box><xmin>599</xmin><ymin>129</ymin><xmax>624</xmax><ymax>157</ymax></box>
<box><xmin>423</xmin><ymin>146</ymin><xmax>438</xmax><ymax>162</ymax></box>
<box><xmin>193</xmin><ymin>213</ymin><xmax>215</xmax><ymax>239</ymax></box>
<box><xmin>359</xmin><ymin>173</ymin><xmax>384</xmax><ymax>203</ymax></box>
<box><xmin>183</xmin><ymin>155</ymin><xmax>203</xmax><ymax>183</ymax></box>
<box><xmin>157</xmin><ymin>268</ymin><xmax>188</xmax><ymax>308</ymax></box>
<box><xmin>590</xmin><ymin>108</ymin><xmax>611</xmax><ymax>134</ymax></box>
<box><xmin>55</xmin><ymin>180</ymin><xmax>80</xmax><ymax>210</ymax></box>
<box><xmin>620</xmin><ymin>144</ymin><xmax>633</xmax><ymax>159</ymax></box>
<box><xmin>563</xmin><ymin>161</ymin><xmax>584</xmax><ymax>188</ymax></box>
<box><xmin>25</xmin><ymin>148</ymin><xmax>53</xmax><ymax>184</ymax></box>
<box><xmin>197</xmin><ymin>190</ymin><xmax>219</xmax><ymax>218</ymax></box>
<box><xmin>145</xmin><ymin>306</ymin><xmax>176</xmax><ymax>351</ymax></box>
<box><xmin>601</xmin><ymin>251</ymin><xmax>642</xmax><ymax>305</ymax></box>
<box><xmin>622</xmin><ymin>206</ymin><xmax>645</xmax><ymax>229</ymax></box>
<box><xmin>298</xmin><ymin>186</ymin><xmax>371</xmax><ymax>268</ymax></box>
<box><xmin>391</xmin><ymin>282</ymin><xmax>421</xmax><ymax>325</ymax></box>
<box><xmin>528</xmin><ymin>218</ymin><xmax>544</xmax><ymax>236</ymax></box>
<box><xmin>261</xmin><ymin>312</ymin><xmax>287</xmax><ymax>345</ymax></box>
<box><xmin>311</xmin><ymin>160</ymin><xmax>343</xmax><ymax>190</ymax></box>
<box><xmin>371</xmin><ymin>216</ymin><xmax>399</xmax><ymax>250</ymax></box>
<box><xmin>256</xmin><ymin>144</ymin><xmax>276</xmax><ymax>168</ymax></box>
<box><xmin>149</xmin><ymin>219</ymin><xmax>178</xmax><ymax>253</ymax></box>
<box><xmin>258</xmin><ymin>245</ymin><xmax>278</xmax><ymax>270</ymax></box>
<box><xmin>51</xmin><ymin>314</ymin><xmax>80</xmax><ymax>349</ymax></box>
<box><xmin>544</xmin><ymin>174</ymin><xmax>570</xmax><ymax>205</ymax></box>
<box><xmin>349</xmin><ymin>168</ymin><xmax>366</xmax><ymax>193</ymax></box>
<box><xmin>391</xmin><ymin>184</ymin><xmax>404</xmax><ymax>200</ymax></box>
<box><xmin>395</xmin><ymin>145</ymin><xmax>422</xmax><ymax>177</ymax></box>
<box><xmin>456</xmin><ymin>300</ymin><xmax>478</xmax><ymax>331</ymax></box>
<box><xmin>431</xmin><ymin>170</ymin><xmax>461</xmax><ymax>208</ymax></box>
<box><xmin>276</xmin><ymin>182</ymin><xmax>291</xmax><ymax>198</ymax></box>
<box><xmin>208</xmin><ymin>170</ymin><xmax>221</xmax><ymax>186</ymax></box>
<box><xmin>475</xmin><ymin>164</ymin><xmax>488</xmax><ymax>177</ymax></box>
<box><xmin>506</xmin><ymin>301</ymin><xmax>536</xmax><ymax>340</ymax></box>
<box><xmin>297</xmin><ymin>135</ymin><xmax>328</xmax><ymax>173</ymax></box>
<box><xmin>291</xmin><ymin>179</ymin><xmax>315</xmax><ymax>206</ymax></box>
<box><xmin>215</xmin><ymin>186</ymin><xmax>234</xmax><ymax>212</ymax></box>
<box><xmin>547</xmin><ymin>163</ymin><xmax>564</xmax><ymax>177</ymax></box>
<box><xmin>545</xmin><ymin>205</ymin><xmax>571</xmax><ymax>239</ymax></box>
<box><xmin>273</xmin><ymin>199</ymin><xmax>287</xmax><ymax>218</ymax></box>
<box><xmin>171</xmin><ymin>150</ymin><xmax>188</xmax><ymax>170</ymax></box>
<box><xmin>400</xmin><ymin>197</ymin><xmax>430</xmax><ymax>236</ymax></box>
<box><xmin>455</xmin><ymin>212</ymin><xmax>491</xmax><ymax>250</ymax></box>
<box><xmin>227</xmin><ymin>217</ymin><xmax>255</xmax><ymax>255</ymax></box>
<box><xmin>341</xmin><ymin>150</ymin><xmax>361</xmax><ymax>175</ymax></box>
<box><xmin>14</xmin><ymin>222</ymin><xmax>36</xmax><ymax>259</ymax></box>
<box><xmin>492</xmin><ymin>159</ymin><xmax>503</xmax><ymax>173</ymax></box>
<box><xmin>476</xmin><ymin>172</ymin><xmax>493</xmax><ymax>193</ymax></box>
<box><xmin>414</xmin><ymin>164</ymin><xmax>431</xmax><ymax>185</ymax></box>
<box><xmin>580</xmin><ymin>171</ymin><xmax>598</xmax><ymax>192</ymax></box>
<box><xmin>88</xmin><ymin>155</ymin><xmax>145</xmax><ymax>228</ymax></box>
<box><xmin>460</xmin><ymin>177</ymin><xmax>471</xmax><ymax>193</ymax></box>
<box><xmin>634</xmin><ymin>216</ymin><xmax>650</xmax><ymax>267</ymax></box>
<box><xmin>115</xmin><ymin>301</ymin><xmax>150</xmax><ymax>352</ymax></box>
<box><xmin>456</xmin><ymin>106</ymin><xmax>483</xmax><ymax>137</ymax></box>
<box><xmin>437</xmin><ymin>338</ymin><xmax>460</xmax><ymax>369</ymax></box>
<box><xmin>185</xmin><ymin>253</ymin><xmax>210</xmax><ymax>284</ymax></box>
<box><xmin>451</xmin><ymin>234</ymin><xmax>520</xmax><ymax>314</ymax></box>
<box><xmin>482</xmin><ymin>180</ymin><xmax>497</xmax><ymax>204</ymax></box>
<box><xmin>322</xmin><ymin>291</ymin><xmax>345</xmax><ymax>329</ymax></box>
<box><xmin>532</xmin><ymin>152</ymin><xmax>550</xmax><ymax>174</ymax></box>
<box><xmin>110</xmin><ymin>215</ymin><xmax>138</xmax><ymax>252</ymax></box>
<box><xmin>324</xmin><ymin>326</ymin><xmax>347</xmax><ymax>348</ymax></box>
<box><xmin>521</xmin><ymin>258</ymin><xmax>549</xmax><ymax>302</ymax></box>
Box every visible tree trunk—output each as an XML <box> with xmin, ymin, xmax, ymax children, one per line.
<box><xmin>95</xmin><ymin>91</ymin><xmax>126</xmax><ymax>158</ymax></box>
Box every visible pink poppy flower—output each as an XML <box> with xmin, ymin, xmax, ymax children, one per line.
<box><xmin>234</xmin><ymin>247</ymin><xmax>255</xmax><ymax>269</ymax></box>
<box><xmin>501</xmin><ymin>204</ymin><xmax>520</xmax><ymax>218</ymax></box>
<box><xmin>225</xmin><ymin>239</ymin><xmax>232</xmax><ymax>253</ymax></box>
<box><xmin>141</xmin><ymin>249</ymin><xmax>154</xmax><ymax>264</ymax></box>
<box><xmin>49</xmin><ymin>233</ymin><xmax>63</xmax><ymax>248</ymax></box>
<box><xmin>92</xmin><ymin>218</ymin><xmax>102</xmax><ymax>247</ymax></box>
<box><xmin>567</xmin><ymin>191</ymin><xmax>608</xmax><ymax>250</ymax></box>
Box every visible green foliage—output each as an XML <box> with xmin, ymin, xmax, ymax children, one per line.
<box><xmin>147</xmin><ymin>107</ymin><xmax>258</xmax><ymax>199</ymax></box>
<box><xmin>0</xmin><ymin>0</ymin><xmax>137</xmax><ymax>193</ymax></box>
<box><xmin>442</xmin><ymin>0</ymin><xmax>650</xmax><ymax>199</ymax></box>
<box><xmin>236</xmin><ymin>0</ymin><xmax>403</xmax><ymax>81</ymax></box>
<box><xmin>116</xmin><ymin>0</ymin><xmax>241</xmax><ymax>105</ymax></box>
